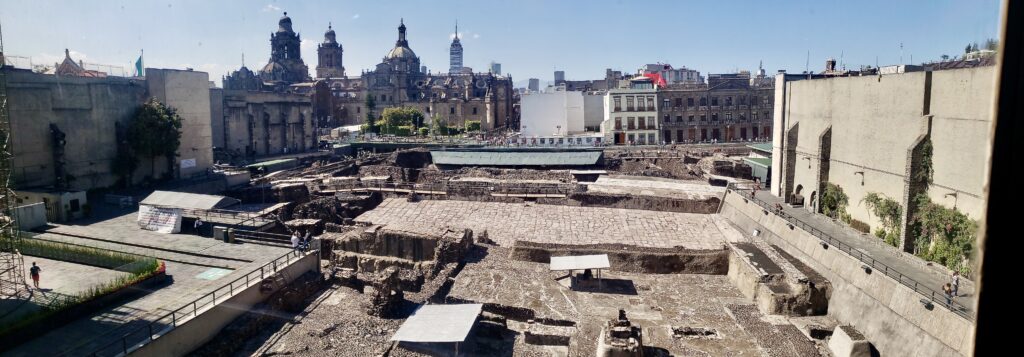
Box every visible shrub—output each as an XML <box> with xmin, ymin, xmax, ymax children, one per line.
<box><xmin>464</xmin><ymin>120</ymin><xmax>481</xmax><ymax>132</ymax></box>
<box><xmin>820</xmin><ymin>182</ymin><xmax>849</xmax><ymax>219</ymax></box>
<box><xmin>418</xmin><ymin>127</ymin><xmax>429</xmax><ymax>136</ymax></box>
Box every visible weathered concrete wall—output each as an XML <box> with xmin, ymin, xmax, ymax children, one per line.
<box><xmin>209</xmin><ymin>87</ymin><xmax>225</xmax><ymax>148</ymax></box>
<box><xmin>5</xmin><ymin>68</ymin><xmax>147</xmax><ymax>189</ymax></box>
<box><xmin>146</xmin><ymin>68</ymin><xmax>214</xmax><ymax>179</ymax></box>
<box><xmin>130</xmin><ymin>252</ymin><xmax>318</xmax><ymax>356</ymax></box>
<box><xmin>12</xmin><ymin>203</ymin><xmax>47</xmax><ymax>231</ymax></box>
<box><xmin>221</xmin><ymin>90</ymin><xmax>313</xmax><ymax>158</ymax></box>
<box><xmin>925</xmin><ymin>68</ymin><xmax>995</xmax><ymax>220</ymax></box>
<box><xmin>772</xmin><ymin>67</ymin><xmax>994</xmax><ymax>236</ymax></box>
<box><xmin>720</xmin><ymin>193</ymin><xmax>972</xmax><ymax>356</ymax></box>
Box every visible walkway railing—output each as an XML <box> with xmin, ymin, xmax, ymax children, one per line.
<box><xmin>85</xmin><ymin>241</ymin><xmax>320</xmax><ymax>357</ymax></box>
<box><xmin>725</xmin><ymin>183</ymin><xmax>975</xmax><ymax>321</ymax></box>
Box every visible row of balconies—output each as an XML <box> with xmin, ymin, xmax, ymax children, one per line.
<box><xmin>658</xmin><ymin>104</ymin><xmax>761</xmax><ymax>111</ymax></box>
<box><xmin>658</xmin><ymin>118</ymin><xmax>771</xmax><ymax>126</ymax></box>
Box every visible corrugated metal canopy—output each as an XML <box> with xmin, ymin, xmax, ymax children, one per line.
<box><xmin>747</xmin><ymin>143</ymin><xmax>773</xmax><ymax>153</ymax></box>
<box><xmin>431</xmin><ymin>150</ymin><xmax>601</xmax><ymax>166</ymax></box>
<box><xmin>744</xmin><ymin>157</ymin><xmax>772</xmax><ymax>167</ymax></box>
<box><xmin>550</xmin><ymin>254</ymin><xmax>611</xmax><ymax>271</ymax></box>
<box><xmin>140</xmin><ymin>191</ymin><xmax>240</xmax><ymax>210</ymax></box>
<box><xmin>390</xmin><ymin>304</ymin><xmax>483</xmax><ymax>342</ymax></box>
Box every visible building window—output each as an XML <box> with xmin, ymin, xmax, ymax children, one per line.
<box><xmin>752</xmin><ymin>112</ymin><xmax>758</xmax><ymax>121</ymax></box>
<box><xmin>626</xmin><ymin>97</ymin><xmax>635</xmax><ymax>111</ymax></box>
<box><xmin>700</xmin><ymin>114</ymin><xmax>706</xmax><ymax>121</ymax></box>
<box><xmin>646</xmin><ymin>96</ymin><xmax>655</xmax><ymax>111</ymax></box>
<box><xmin>648</xmin><ymin>116</ymin><xmax>655</xmax><ymax>129</ymax></box>
<box><xmin>638</xmin><ymin>117</ymin><xmax>646</xmax><ymax>130</ymax></box>
<box><xmin>725</xmin><ymin>97</ymin><xmax>733</xmax><ymax>106</ymax></box>
<box><xmin>450</xmin><ymin>107</ymin><xmax>456</xmax><ymax>114</ymax></box>
<box><xmin>676</xmin><ymin>115</ymin><xmax>683</xmax><ymax>122</ymax></box>
<box><xmin>687</xmin><ymin>97</ymin><xmax>695</xmax><ymax>107</ymax></box>
<box><xmin>615</xmin><ymin>117</ymin><xmax>622</xmax><ymax>130</ymax></box>
<box><xmin>627</xmin><ymin>117</ymin><xmax>635</xmax><ymax>130</ymax></box>
<box><xmin>751</xmin><ymin>96</ymin><xmax>758</xmax><ymax>105</ymax></box>
<box><xmin>664</xmin><ymin>130</ymin><xmax>672</xmax><ymax>142</ymax></box>
<box><xmin>712</xmin><ymin>113</ymin><xmax>719</xmax><ymax>121</ymax></box>
<box><xmin>472</xmin><ymin>107</ymin><xmax>478</xmax><ymax>115</ymax></box>
<box><xmin>700</xmin><ymin>97</ymin><xmax>707</xmax><ymax>106</ymax></box>
<box><xmin>614</xmin><ymin>96</ymin><xmax>622</xmax><ymax>112</ymax></box>
<box><xmin>752</xmin><ymin>126</ymin><xmax>759</xmax><ymax>138</ymax></box>
<box><xmin>540</xmin><ymin>138</ymin><xmax>546</xmax><ymax>144</ymax></box>
<box><xmin>675</xmin><ymin>98</ymin><xmax>683</xmax><ymax>107</ymax></box>
<box><xmin>711</xmin><ymin>97</ymin><xmax>719</xmax><ymax>106</ymax></box>
<box><xmin>628</xmin><ymin>133</ymin><xmax>635</xmax><ymax>144</ymax></box>
<box><xmin>688</xmin><ymin>115</ymin><xmax>694</xmax><ymax>122</ymax></box>
<box><xmin>740</xmin><ymin>96</ymin><xmax>747</xmax><ymax>105</ymax></box>
<box><xmin>663</xmin><ymin>99</ymin><xmax>670</xmax><ymax>109</ymax></box>
<box><xmin>739</xmin><ymin>114</ymin><xmax>746</xmax><ymax>121</ymax></box>
<box><xmin>726</xmin><ymin>112</ymin><xmax>732</xmax><ymax>120</ymax></box>
<box><xmin>764</xmin><ymin>111</ymin><xmax>770</xmax><ymax>119</ymax></box>
<box><xmin>647</xmin><ymin>133</ymin><xmax>655</xmax><ymax>144</ymax></box>
<box><xmin>357</xmin><ymin>107</ymin><xmax>361</xmax><ymax>113</ymax></box>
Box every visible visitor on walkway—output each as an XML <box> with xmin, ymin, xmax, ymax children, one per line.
<box><xmin>303</xmin><ymin>230</ymin><xmax>313</xmax><ymax>251</ymax></box>
<box><xmin>291</xmin><ymin>232</ymin><xmax>301</xmax><ymax>251</ymax></box>
<box><xmin>943</xmin><ymin>283</ymin><xmax>953</xmax><ymax>305</ymax></box>
<box><xmin>29</xmin><ymin>262</ymin><xmax>41</xmax><ymax>289</ymax></box>
<box><xmin>951</xmin><ymin>271</ymin><xmax>960</xmax><ymax>297</ymax></box>
<box><xmin>194</xmin><ymin>217</ymin><xmax>204</xmax><ymax>236</ymax></box>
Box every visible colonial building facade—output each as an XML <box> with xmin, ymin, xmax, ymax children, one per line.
<box><xmin>656</xmin><ymin>70</ymin><xmax>774</xmax><ymax>144</ymax></box>
<box><xmin>312</xmin><ymin>20</ymin><xmax>516</xmax><ymax>132</ymax></box>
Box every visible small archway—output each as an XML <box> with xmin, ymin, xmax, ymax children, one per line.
<box><xmin>809</xmin><ymin>191</ymin><xmax>818</xmax><ymax>213</ymax></box>
<box><xmin>792</xmin><ymin>184</ymin><xmax>805</xmax><ymax>206</ymax></box>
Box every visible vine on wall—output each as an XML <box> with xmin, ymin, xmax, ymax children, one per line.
<box><xmin>862</xmin><ymin>192</ymin><xmax>902</xmax><ymax>247</ymax></box>
<box><xmin>908</xmin><ymin>138</ymin><xmax>977</xmax><ymax>275</ymax></box>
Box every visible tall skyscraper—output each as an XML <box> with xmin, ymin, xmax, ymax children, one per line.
<box><xmin>528</xmin><ymin>78</ymin><xmax>540</xmax><ymax>92</ymax></box>
<box><xmin>490</xmin><ymin>62</ymin><xmax>501</xmax><ymax>75</ymax></box>
<box><xmin>449</xmin><ymin>21</ymin><xmax>463</xmax><ymax>73</ymax></box>
<box><xmin>554</xmin><ymin>70</ymin><xmax>565</xmax><ymax>83</ymax></box>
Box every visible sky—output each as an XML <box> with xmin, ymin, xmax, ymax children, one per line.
<box><xmin>0</xmin><ymin>0</ymin><xmax>1003</xmax><ymax>87</ymax></box>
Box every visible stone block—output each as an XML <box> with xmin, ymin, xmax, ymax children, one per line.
<box><xmin>828</xmin><ymin>325</ymin><xmax>872</xmax><ymax>357</ymax></box>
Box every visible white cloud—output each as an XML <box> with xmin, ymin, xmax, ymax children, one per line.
<box><xmin>473</xmin><ymin>34</ymin><xmax>480</xmax><ymax>39</ymax></box>
<box><xmin>301</xmin><ymin>39</ymin><xmax>316</xmax><ymax>50</ymax></box>
<box><xmin>262</xmin><ymin>4</ymin><xmax>281</xmax><ymax>12</ymax></box>
<box><xmin>352</xmin><ymin>14</ymin><xmax>360</xmax><ymax>19</ymax></box>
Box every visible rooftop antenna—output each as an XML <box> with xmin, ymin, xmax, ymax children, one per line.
<box><xmin>805</xmin><ymin>50</ymin><xmax>810</xmax><ymax>79</ymax></box>
<box><xmin>241</xmin><ymin>52</ymin><xmax>245</xmax><ymax>67</ymax></box>
<box><xmin>900</xmin><ymin>42</ymin><xmax>904</xmax><ymax>65</ymax></box>
<box><xmin>840</xmin><ymin>50</ymin><xmax>845</xmax><ymax>71</ymax></box>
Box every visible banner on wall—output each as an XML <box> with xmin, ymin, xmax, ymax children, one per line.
<box><xmin>180</xmin><ymin>158</ymin><xmax>197</xmax><ymax>169</ymax></box>
<box><xmin>137</xmin><ymin>204</ymin><xmax>182</xmax><ymax>233</ymax></box>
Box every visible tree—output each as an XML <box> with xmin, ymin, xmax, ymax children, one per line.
<box><xmin>380</xmin><ymin>107</ymin><xmax>425</xmax><ymax>129</ymax></box>
<box><xmin>940</xmin><ymin>54</ymin><xmax>950</xmax><ymax>61</ymax></box>
<box><xmin>464</xmin><ymin>120</ymin><xmax>482</xmax><ymax>132</ymax></box>
<box><xmin>965</xmin><ymin>43</ymin><xmax>972</xmax><ymax>54</ymax></box>
<box><xmin>129</xmin><ymin>98</ymin><xmax>183</xmax><ymax>181</ymax></box>
<box><xmin>363</xmin><ymin>94</ymin><xmax>379</xmax><ymax>134</ymax></box>
<box><xmin>984</xmin><ymin>38</ymin><xmax>998</xmax><ymax>51</ymax></box>
<box><xmin>431</xmin><ymin>114</ymin><xmax>449</xmax><ymax>136</ymax></box>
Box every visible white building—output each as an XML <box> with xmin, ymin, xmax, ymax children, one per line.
<box><xmin>602</xmin><ymin>77</ymin><xmax>661</xmax><ymax>145</ymax></box>
<box><xmin>639</xmin><ymin>63</ymin><xmax>703</xmax><ymax>84</ymax></box>
<box><xmin>516</xmin><ymin>85</ymin><xmax>603</xmax><ymax>147</ymax></box>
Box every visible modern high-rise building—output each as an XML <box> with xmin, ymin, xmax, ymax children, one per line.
<box><xmin>554</xmin><ymin>70</ymin><xmax>565</xmax><ymax>83</ymax></box>
<box><xmin>449</xmin><ymin>21</ymin><xmax>463</xmax><ymax>73</ymax></box>
<box><xmin>528</xmin><ymin>78</ymin><xmax>540</xmax><ymax>92</ymax></box>
<box><xmin>490</xmin><ymin>62</ymin><xmax>501</xmax><ymax>75</ymax></box>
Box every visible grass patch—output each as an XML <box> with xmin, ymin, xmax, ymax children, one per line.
<box><xmin>0</xmin><ymin>237</ymin><xmax>165</xmax><ymax>340</ymax></box>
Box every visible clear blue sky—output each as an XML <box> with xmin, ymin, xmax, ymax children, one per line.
<box><xmin>0</xmin><ymin>0</ymin><xmax>1002</xmax><ymax>86</ymax></box>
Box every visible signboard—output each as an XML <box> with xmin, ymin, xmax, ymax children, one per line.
<box><xmin>137</xmin><ymin>204</ymin><xmax>182</xmax><ymax>233</ymax></box>
<box><xmin>180</xmin><ymin>158</ymin><xmax>197</xmax><ymax>169</ymax></box>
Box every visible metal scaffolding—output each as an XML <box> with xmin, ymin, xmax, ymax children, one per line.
<box><xmin>0</xmin><ymin>20</ymin><xmax>28</xmax><ymax>299</ymax></box>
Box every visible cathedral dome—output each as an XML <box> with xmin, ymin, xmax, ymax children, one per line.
<box><xmin>324</xmin><ymin>24</ymin><xmax>337</xmax><ymax>44</ymax></box>
<box><xmin>386</xmin><ymin>46</ymin><xmax>417</xmax><ymax>60</ymax></box>
<box><xmin>278</xmin><ymin>12</ymin><xmax>293</xmax><ymax>33</ymax></box>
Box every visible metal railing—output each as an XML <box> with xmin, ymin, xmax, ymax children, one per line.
<box><xmin>321</xmin><ymin>179</ymin><xmax>580</xmax><ymax>197</ymax></box>
<box><xmin>725</xmin><ymin>183</ymin><xmax>975</xmax><ymax>321</ymax></box>
<box><xmin>86</xmin><ymin>241</ymin><xmax>320</xmax><ymax>357</ymax></box>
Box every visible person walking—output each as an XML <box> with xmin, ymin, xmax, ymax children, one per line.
<box><xmin>291</xmin><ymin>231</ymin><xmax>301</xmax><ymax>251</ymax></box>
<box><xmin>194</xmin><ymin>217</ymin><xmax>204</xmax><ymax>237</ymax></box>
<box><xmin>29</xmin><ymin>262</ymin><xmax>41</xmax><ymax>289</ymax></box>
<box><xmin>943</xmin><ymin>283</ymin><xmax>953</xmax><ymax>305</ymax></box>
<box><xmin>951</xmin><ymin>271</ymin><xmax>961</xmax><ymax>297</ymax></box>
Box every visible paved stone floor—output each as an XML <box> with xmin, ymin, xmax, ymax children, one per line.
<box><xmin>356</xmin><ymin>198</ymin><xmax>731</xmax><ymax>249</ymax></box>
<box><xmin>5</xmin><ymin>203</ymin><xmax>294</xmax><ymax>357</ymax></box>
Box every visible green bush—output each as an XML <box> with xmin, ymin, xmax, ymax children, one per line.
<box><xmin>862</xmin><ymin>192</ymin><xmax>902</xmax><ymax>247</ymax></box>
<box><xmin>910</xmin><ymin>194</ymin><xmax>977</xmax><ymax>275</ymax></box>
<box><xmin>820</xmin><ymin>182</ymin><xmax>849</xmax><ymax>219</ymax></box>
<box><xmin>464</xmin><ymin>120</ymin><xmax>481</xmax><ymax>132</ymax></box>
<box><xmin>418</xmin><ymin>127</ymin><xmax>429</xmax><ymax>136</ymax></box>
<box><xmin>848</xmin><ymin>219</ymin><xmax>870</xmax><ymax>234</ymax></box>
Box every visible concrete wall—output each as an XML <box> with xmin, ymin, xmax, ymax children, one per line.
<box><xmin>221</xmin><ymin>90</ymin><xmax>313</xmax><ymax>158</ymax></box>
<box><xmin>131</xmin><ymin>252</ymin><xmax>319</xmax><ymax>356</ymax></box>
<box><xmin>519</xmin><ymin>89</ymin><xmax>584</xmax><ymax>137</ymax></box>
<box><xmin>771</xmin><ymin>67</ymin><xmax>994</xmax><ymax>235</ymax></box>
<box><xmin>146</xmin><ymin>68</ymin><xmax>214</xmax><ymax>179</ymax></box>
<box><xmin>12</xmin><ymin>203</ymin><xmax>47</xmax><ymax>231</ymax></box>
<box><xmin>582</xmin><ymin>93</ymin><xmax>605</xmax><ymax>129</ymax></box>
<box><xmin>720</xmin><ymin>193</ymin><xmax>972</xmax><ymax>356</ymax></box>
<box><xmin>209</xmin><ymin>88</ymin><xmax>225</xmax><ymax>148</ymax></box>
<box><xmin>5</xmin><ymin>68</ymin><xmax>147</xmax><ymax>190</ymax></box>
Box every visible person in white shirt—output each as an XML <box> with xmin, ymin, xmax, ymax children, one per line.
<box><xmin>291</xmin><ymin>232</ymin><xmax>300</xmax><ymax>251</ymax></box>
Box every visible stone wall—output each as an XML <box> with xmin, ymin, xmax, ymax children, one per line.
<box><xmin>720</xmin><ymin>193</ymin><xmax>972</xmax><ymax>356</ymax></box>
<box><xmin>146</xmin><ymin>68</ymin><xmax>215</xmax><ymax>179</ymax></box>
<box><xmin>220</xmin><ymin>89</ymin><xmax>313</xmax><ymax>158</ymax></box>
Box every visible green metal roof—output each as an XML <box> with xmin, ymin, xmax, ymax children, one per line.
<box><xmin>431</xmin><ymin>150</ymin><xmax>602</xmax><ymax>167</ymax></box>
<box><xmin>747</xmin><ymin>143</ymin><xmax>773</xmax><ymax>153</ymax></box>
<box><xmin>744</xmin><ymin>157</ymin><xmax>772</xmax><ymax>167</ymax></box>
